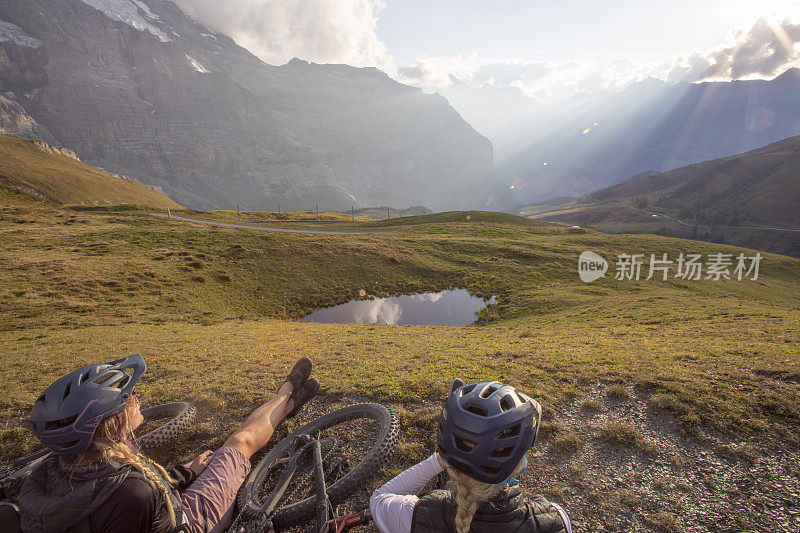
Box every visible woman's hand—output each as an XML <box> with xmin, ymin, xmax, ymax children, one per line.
<box><xmin>189</xmin><ymin>450</ymin><xmax>214</xmax><ymax>475</ymax></box>
<box><xmin>435</xmin><ymin>452</ymin><xmax>448</xmax><ymax>469</ymax></box>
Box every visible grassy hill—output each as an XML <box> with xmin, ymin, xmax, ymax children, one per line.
<box><xmin>0</xmin><ymin>134</ymin><xmax>182</xmax><ymax>209</ymax></box>
<box><xmin>522</xmin><ymin>136</ymin><xmax>800</xmax><ymax>257</ymax></box>
<box><xmin>1</xmin><ymin>203</ymin><xmax>798</xmax><ymax>531</ymax></box>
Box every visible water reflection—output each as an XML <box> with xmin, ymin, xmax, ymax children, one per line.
<box><xmin>299</xmin><ymin>289</ymin><xmax>496</xmax><ymax>326</ymax></box>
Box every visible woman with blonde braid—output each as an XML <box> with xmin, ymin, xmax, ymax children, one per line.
<box><xmin>370</xmin><ymin>380</ymin><xmax>572</xmax><ymax>533</ymax></box>
<box><xmin>19</xmin><ymin>353</ymin><xmax>319</xmax><ymax>532</ymax></box>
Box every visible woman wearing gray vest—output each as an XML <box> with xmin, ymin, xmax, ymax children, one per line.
<box><xmin>370</xmin><ymin>380</ymin><xmax>572</xmax><ymax>533</ymax></box>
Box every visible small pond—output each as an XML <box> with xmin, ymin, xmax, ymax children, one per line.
<box><xmin>299</xmin><ymin>289</ymin><xmax>496</xmax><ymax>326</ymax></box>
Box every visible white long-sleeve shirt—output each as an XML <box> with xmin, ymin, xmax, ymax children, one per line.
<box><xmin>370</xmin><ymin>454</ymin><xmax>443</xmax><ymax>533</ymax></box>
<box><xmin>369</xmin><ymin>454</ymin><xmax>573</xmax><ymax>533</ymax></box>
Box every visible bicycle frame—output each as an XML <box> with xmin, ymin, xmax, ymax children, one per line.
<box><xmin>247</xmin><ymin>436</ymin><xmax>329</xmax><ymax>533</ymax></box>
<box><xmin>245</xmin><ymin>434</ymin><xmax>372</xmax><ymax>533</ymax></box>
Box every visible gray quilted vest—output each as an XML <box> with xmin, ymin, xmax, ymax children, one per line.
<box><xmin>410</xmin><ymin>486</ymin><xmax>567</xmax><ymax>533</ymax></box>
<box><xmin>19</xmin><ymin>454</ymin><xmax>183</xmax><ymax>533</ymax></box>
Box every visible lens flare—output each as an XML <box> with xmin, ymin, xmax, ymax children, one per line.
<box><xmin>543</xmin><ymin>161</ymin><xmax>549</xmax><ymax>166</ymax></box>
<box><xmin>745</xmin><ymin>108</ymin><xmax>775</xmax><ymax>132</ymax></box>
<box><xmin>581</xmin><ymin>128</ymin><xmax>591</xmax><ymax>135</ymax></box>
<box><xmin>509</xmin><ymin>177</ymin><xmax>526</xmax><ymax>190</ymax></box>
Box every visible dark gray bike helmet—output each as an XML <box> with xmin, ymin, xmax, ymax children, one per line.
<box><xmin>437</xmin><ymin>380</ymin><xmax>542</xmax><ymax>484</ymax></box>
<box><xmin>28</xmin><ymin>354</ymin><xmax>146</xmax><ymax>455</ymax></box>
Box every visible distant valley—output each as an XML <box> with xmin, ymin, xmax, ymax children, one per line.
<box><xmin>459</xmin><ymin>69</ymin><xmax>800</xmax><ymax>209</ymax></box>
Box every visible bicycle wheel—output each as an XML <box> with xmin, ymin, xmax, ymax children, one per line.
<box><xmin>136</xmin><ymin>402</ymin><xmax>197</xmax><ymax>449</ymax></box>
<box><xmin>237</xmin><ymin>403</ymin><xmax>399</xmax><ymax>530</ymax></box>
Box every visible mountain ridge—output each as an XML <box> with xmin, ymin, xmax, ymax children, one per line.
<box><xmin>524</xmin><ymin>135</ymin><xmax>800</xmax><ymax>257</ymax></box>
<box><xmin>0</xmin><ymin>133</ymin><xmax>182</xmax><ymax>207</ymax></box>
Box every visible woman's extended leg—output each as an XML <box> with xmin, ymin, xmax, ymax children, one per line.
<box><xmin>180</xmin><ymin>377</ymin><xmax>316</xmax><ymax>533</ymax></box>
<box><xmin>223</xmin><ymin>382</ymin><xmax>294</xmax><ymax>459</ymax></box>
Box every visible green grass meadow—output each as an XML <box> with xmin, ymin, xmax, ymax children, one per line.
<box><xmin>2</xmin><ymin>198</ymin><xmax>798</xmax><ymax>468</ymax></box>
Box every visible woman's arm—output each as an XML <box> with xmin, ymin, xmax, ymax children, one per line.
<box><xmin>369</xmin><ymin>454</ymin><xmax>444</xmax><ymax>533</ymax></box>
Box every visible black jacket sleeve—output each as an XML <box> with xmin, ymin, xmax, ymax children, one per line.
<box><xmin>168</xmin><ymin>464</ymin><xmax>198</xmax><ymax>493</ymax></box>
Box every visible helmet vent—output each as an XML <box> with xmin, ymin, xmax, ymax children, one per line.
<box><xmin>480</xmin><ymin>385</ymin><xmax>497</xmax><ymax>398</ymax></box>
<box><xmin>78</xmin><ymin>372</ymin><xmax>89</xmax><ymax>385</ymax></box>
<box><xmin>45</xmin><ymin>414</ymin><xmax>77</xmax><ymax>431</ymax></box>
<box><xmin>490</xmin><ymin>447</ymin><xmax>514</xmax><ymax>458</ymax></box>
<box><xmin>499</xmin><ymin>396</ymin><xmax>512</xmax><ymax>411</ymax></box>
<box><xmin>110</xmin><ymin>375</ymin><xmax>130</xmax><ymax>389</ymax></box>
<box><xmin>464</xmin><ymin>403</ymin><xmax>487</xmax><ymax>417</ymax></box>
<box><xmin>93</xmin><ymin>372</ymin><xmax>114</xmax><ymax>385</ymax></box>
<box><xmin>497</xmin><ymin>424</ymin><xmax>521</xmax><ymax>439</ymax></box>
<box><xmin>461</xmin><ymin>384</ymin><xmax>476</xmax><ymax>395</ymax></box>
<box><xmin>454</xmin><ymin>437</ymin><xmax>476</xmax><ymax>453</ymax></box>
<box><xmin>481</xmin><ymin>465</ymin><xmax>502</xmax><ymax>475</ymax></box>
<box><xmin>449</xmin><ymin>458</ymin><xmax>474</xmax><ymax>476</ymax></box>
<box><xmin>62</xmin><ymin>381</ymin><xmax>72</xmax><ymax>401</ymax></box>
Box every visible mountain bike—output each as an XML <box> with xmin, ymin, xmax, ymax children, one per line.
<box><xmin>231</xmin><ymin>403</ymin><xmax>399</xmax><ymax>532</ymax></box>
<box><xmin>1</xmin><ymin>401</ymin><xmax>399</xmax><ymax>533</ymax></box>
<box><xmin>0</xmin><ymin>402</ymin><xmax>197</xmax><ymax>501</ymax></box>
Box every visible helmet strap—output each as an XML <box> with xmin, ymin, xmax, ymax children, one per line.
<box><xmin>502</xmin><ymin>451</ymin><xmax>528</xmax><ymax>486</ymax></box>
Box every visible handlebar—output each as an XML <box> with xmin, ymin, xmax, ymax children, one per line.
<box><xmin>325</xmin><ymin>508</ymin><xmax>372</xmax><ymax>533</ymax></box>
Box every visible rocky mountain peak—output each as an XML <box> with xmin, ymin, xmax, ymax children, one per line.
<box><xmin>0</xmin><ymin>0</ymin><xmax>493</xmax><ymax>210</ymax></box>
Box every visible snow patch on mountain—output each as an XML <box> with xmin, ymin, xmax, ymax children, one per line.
<box><xmin>79</xmin><ymin>0</ymin><xmax>171</xmax><ymax>42</ymax></box>
<box><xmin>185</xmin><ymin>55</ymin><xmax>209</xmax><ymax>73</ymax></box>
<box><xmin>131</xmin><ymin>0</ymin><xmax>158</xmax><ymax>20</ymax></box>
<box><xmin>0</xmin><ymin>20</ymin><xmax>42</xmax><ymax>48</ymax></box>
<box><xmin>25</xmin><ymin>88</ymin><xmax>41</xmax><ymax>101</ymax></box>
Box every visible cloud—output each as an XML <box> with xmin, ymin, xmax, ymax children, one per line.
<box><xmin>353</xmin><ymin>298</ymin><xmax>402</xmax><ymax>324</ymax></box>
<box><xmin>396</xmin><ymin>17</ymin><xmax>800</xmax><ymax>103</ymax></box>
<box><xmin>396</xmin><ymin>54</ymin><xmax>479</xmax><ymax>86</ymax></box>
<box><xmin>172</xmin><ymin>0</ymin><xmax>392</xmax><ymax>69</ymax></box>
<box><xmin>398</xmin><ymin>56</ymin><xmax>665</xmax><ymax>103</ymax></box>
<box><xmin>667</xmin><ymin>17</ymin><xmax>800</xmax><ymax>83</ymax></box>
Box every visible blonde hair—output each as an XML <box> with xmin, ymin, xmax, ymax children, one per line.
<box><xmin>447</xmin><ymin>467</ymin><xmax>502</xmax><ymax>533</ymax></box>
<box><xmin>62</xmin><ymin>404</ymin><xmax>178</xmax><ymax>527</ymax></box>
<box><xmin>446</xmin><ymin>455</ymin><xmax>527</xmax><ymax>533</ymax></box>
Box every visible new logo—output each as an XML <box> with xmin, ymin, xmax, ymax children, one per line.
<box><xmin>578</xmin><ymin>251</ymin><xmax>608</xmax><ymax>283</ymax></box>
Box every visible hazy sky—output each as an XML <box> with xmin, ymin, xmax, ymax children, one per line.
<box><xmin>174</xmin><ymin>0</ymin><xmax>800</xmax><ymax>101</ymax></box>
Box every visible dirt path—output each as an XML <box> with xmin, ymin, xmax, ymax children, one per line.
<box><xmin>150</xmin><ymin>212</ymin><xmax>394</xmax><ymax>235</ymax></box>
<box><xmin>612</xmin><ymin>202</ymin><xmax>800</xmax><ymax>233</ymax></box>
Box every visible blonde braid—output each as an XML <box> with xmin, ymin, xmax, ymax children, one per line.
<box><xmin>64</xmin><ymin>404</ymin><xmax>178</xmax><ymax>527</ymax></box>
<box><xmin>447</xmin><ymin>468</ymin><xmax>502</xmax><ymax>533</ymax></box>
<box><xmin>102</xmin><ymin>442</ymin><xmax>178</xmax><ymax>527</ymax></box>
